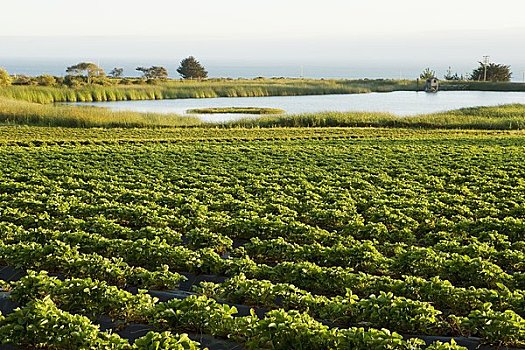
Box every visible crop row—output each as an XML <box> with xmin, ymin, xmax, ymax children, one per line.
<box><xmin>198</xmin><ymin>273</ymin><xmax>525</xmax><ymax>346</ymax></box>
<box><xmin>1</xmin><ymin>272</ymin><xmax>469</xmax><ymax>349</ymax></box>
<box><xmin>240</xmin><ymin>237</ymin><xmax>525</xmax><ymax>289</ymax></box>
<box><xmin>0</xmin><ymin>240</ymin><xmax>184</xmax><ymax>289</ymax></box>
<box><xmin>0</xmin><ymin>296</ymin><xmax>202</xmax><ymax>349</ymax></box>
<box><xmin>2</xmin><ymin>231</ymin><xmax>525</xmax><ymax>321</ymax></box>
<box><xmin>1</xmin><ymin>134</ymin><xmax>525</xmax><ymax>348</ymax></box>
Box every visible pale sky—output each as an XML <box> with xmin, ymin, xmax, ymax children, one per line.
<box><xmin>2</xmin><ymin>0</ymin><xmax>525</xmax><ymax>38</ymax></box>
<box><xmin>1</xmin><ymin>0</ymin><xmax>524</xmax><ymax>78</ymax></box>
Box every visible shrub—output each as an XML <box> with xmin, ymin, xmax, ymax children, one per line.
<box><xmin>0</xmin><ymin>68</ymin><xmax>12</xmax><ymax>87</ymax></box>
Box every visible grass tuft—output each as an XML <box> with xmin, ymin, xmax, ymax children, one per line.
<box><xmin>187</xmin><ymin>107</ymin><xmax>285</xmax><ymax>114</ymax></box>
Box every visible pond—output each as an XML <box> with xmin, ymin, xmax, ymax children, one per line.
<box><xmin>68</xmin><ymin>91</ymin><xmax>525</xmax><ymax>123</ymax></box>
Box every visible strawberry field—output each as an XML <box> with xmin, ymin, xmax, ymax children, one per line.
<box><xmin>0</xmin><ymin>128</ymin><xmax>524</xmax><ymax>349</ymax></box>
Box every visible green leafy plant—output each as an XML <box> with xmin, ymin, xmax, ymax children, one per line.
<box><xmin>0</xmin><ymin>297</ymin><xmax>129</xmax><ymax>349</ymax></box>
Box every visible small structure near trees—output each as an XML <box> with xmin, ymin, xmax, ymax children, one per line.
<box><xmin>425</xmin><ymin>77</ymin><xmax>439</xmax><ymax>93</ymax></box>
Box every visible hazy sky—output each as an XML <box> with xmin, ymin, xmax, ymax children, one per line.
<box><xmin>1</xmin><ymin>0</ymin><xmax>524</xmax><ymax>77</ymax></box>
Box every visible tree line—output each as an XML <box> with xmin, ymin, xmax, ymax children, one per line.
<box><xmin>420</xmin><ymin>60</ymin><xmax>512</xmax><ymax>82</ymax></box>
<box><xmin>0</xmin><ymin>58</ymin><xmax>516</xmax><ymax>88</ymax></box>
<box><xmin>0</xmin><ymin>56</ymin><xmax>208</xmax><ymax>87</ymax></box>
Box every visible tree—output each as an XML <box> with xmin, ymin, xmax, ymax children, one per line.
<box><xmin>470</xmin><ymin>61</ymin><xmax>512</xmax><ymax>82</ymax></box>
<box><xmin>419</xmin><ymin>67</ymin><xmax>436</xmax><ymax>80</ymax></box>
<box><xmin>66</xmin><ymin>62</ymin><xmax>105</xmax><ymax>84</ymax></box>
<box><xmin>0</xmin><ymin>68</ymin><xmax>12</xmax><ymax>87</ymax></box>
<box><xmin>136</xmin><ymin>66</ymin><xmax>168</xmax><ymax>80</ymax></box>
<box><xmin>177</xmin><ymin>56</ymin><xmax>208</xmax><ymax>80</ymax></box>
<box><xmin>36</xmin><ymin>75</ymin><xmax>57</xmax><ymax>86</ymax></box>
<box><xmin>12</xmin><ymin>75</ymin><xmax>34</xmax><ymax>86</ymax></box>
<box><xmin>443</xmin><ymin>66</ymin><xmax>461</xmax><ymax>81</ymax></box>
<box><xmin>109</xmin><ymin>67</ymin><xmax>124</xmax><ymax>78</ymax></box>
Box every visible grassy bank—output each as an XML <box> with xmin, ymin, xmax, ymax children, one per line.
<box><xmin>2</xmin><ymin>79</ymin><xmax>525</xmax><ymax>105</ymax></box>
<box><xmin>440</xmin><ymin>80</ymin><xmax>525</xmax><ymax>92</ymax></box>
<box><xmin>227</xmin><ymin>104</ymin><xmax>525</xmax><ymax>130</ymax></box>
<box><xmin>0</xmin><ymin>97</ymin><xmax>201</xmax><ymax>128</ymax></box>
<box><xmin>0</xmin><ymin>79</ymin><xmax>384</xmax><ymax>104</ymax></box>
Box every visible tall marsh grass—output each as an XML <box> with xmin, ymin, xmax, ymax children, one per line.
<box><xmin>0</xmin><ymin>79</ymin><xmax>375</xmax><ymax>104</ymax></box>
<box><xmin>0</xmin><ymin>97</ymin><xmax>201</xmax><ymax>128</ymax></box>
<box><xmin>227</xmin><ymin>104</ymin><xmax>525</xmax><ymax>130</ymax></box>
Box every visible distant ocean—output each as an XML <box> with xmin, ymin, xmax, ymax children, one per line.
<box><xmin>0</xmin><ymin>58</ymin><xmax>467</xmax><ymax>81</ymax></box>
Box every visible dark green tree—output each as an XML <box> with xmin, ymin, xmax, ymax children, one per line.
<box><xmin>136</xmin><ymin>66</ymin><xmax>168</xmax><ymax>80</ymax></box>
<box><xmin>0</xmin><ymin>68</ymin><xmax>12</xmax><ymax>87</ymax></box>
<box><xmin>470</xmin><ymin>62</ymin><xmax>512</xmax><ymax>82</ymax></box>
<box><xmin>109</xmin><ymin>67</ymin><xmax>124</xmax><ymax>78</ymax></box>
<box><xmin>419</xmin><ymin>67</ymin><xmax>436</xmax><ymax>80</ymax></box>
<box><xmin>66</xmin><ymin>62</ymin><xmax>105</xmax><ymax>84</ymax></box>
<box><xmin>177</xmin><ymin>56</ymin><xmax>208</xmax><ymax>80</ymax></box>
<box><xmin>443</xmin><ymin>66</ymin><xmax>461</xmax><ymax>81</ymax></box>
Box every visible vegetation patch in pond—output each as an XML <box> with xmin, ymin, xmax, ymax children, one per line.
<box><xmin>187</xmin><ymin>107</ymin><xmax>285</xmax><ymax>114</ymax></box>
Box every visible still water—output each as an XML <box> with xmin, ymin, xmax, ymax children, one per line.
<box><xmin>69</xmin><ymin>91</ymin><xmax>525</xmax><ymax>123</ymax></box>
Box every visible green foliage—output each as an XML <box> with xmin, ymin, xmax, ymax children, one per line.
<box><xmin>199</xmin><ymin>274</ymin><xmax>443</xmax><ymax>333</ymax></box>
<box><xmin>132</xmin><ymin>331</ymin><xmax>201</xmax><ymax>350</ymax></box>
<box><xmin>0</xmin><ymin>68</ymin><xmax>12</xmax><ymax>87</ymax></box>
<box><xmin>136</xmin><ymin>66</ymin><xmax>168</xmax><ymax>81</ymax></box>
<box><xmin>420</xmin><ymin>67</ymin><xmax>436</xmax><ymax>80</ymax></box>
<box><xmin>470</xmin><ymin>62</ymin><xmax>512</xmax><ymax>82</ymax></box>
<box><xmin>354</xmin><ymin>292</ymin><xmax>442</xmax><ymax>333</ymax></box>
<box><xmin>109</xmin><ymin>67</ymin><xmax>124</xmax><ymax>78</ymax></box>
<box><xmin>246</xmin><ymin>309</ymin><xmax>334</xmax><ymax>349</ymax></box>
<box><xmin>152</xmin><ymin>295</ymin><xmax>237</xmax><ymax>337</ymax></box>
<box><xmin>458</xmin><ymin>303</ymin><xmax>525</xmax><ymax>346</ymax></box>
<box><xmin>177</xmin><ymin>56</ymin><xmax>208</xmax><ymax>79</ymax></box>
<box><xmin>11</xmin><ymin>74</ymin><xmax>36</xmax><ymax>86</ymax></box>
<box><xmin>10</xmin><ymin>270</ymin><xmax>157</xmax><ymax>322</ymax></box>
<box><xmin>0</xmin><ymin>240</ymin><xmax>186</xmax><ymax>289</ymax></box>
<box><xmin>184</xmin><ymin>228</ymin><xmax>233</xmax><ymax>254</ymax></box>
<box><xmin>426</xmin><ymin>339</ymin><xmax>465</xmax><ymax>350</ymax></box>
<box><xmin>35</xmin><ymin>75</ymin><xmax>57</xmax><ymax>87</ymax></box>
<box><xmin>443</xmin><ymin>67</ymin><xmax>462</xmax><ymax>81</ymax></box>
<box><xmin>66</xmin><ymin>62</ymin><xmax>105</xmax><ymax>84</ymax></box>
<box><xmin>0</xmin><ymin>128</ymin><xmax>523</xmax><ymax>348</ymax></box>
<box><xmin>0</xmin><ymin>297</ymin><xmax>129</xmax><ymax>349</ymax></box>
